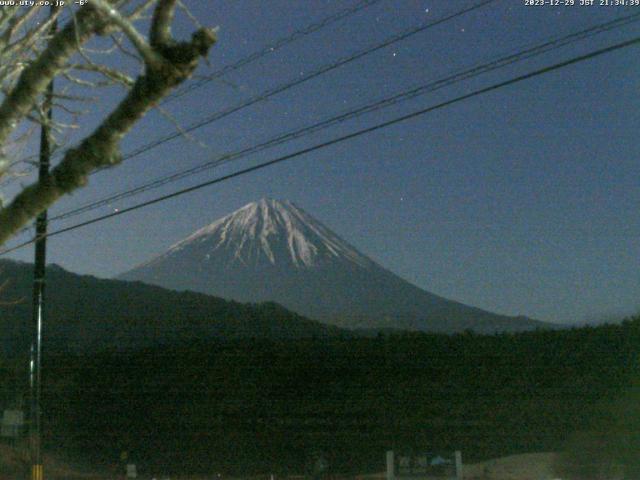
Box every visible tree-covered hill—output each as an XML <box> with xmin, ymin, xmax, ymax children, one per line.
<box><xmin>0</xmin><ymin>259</ymin><xmax>345</xmax><ymax>355</ymax></box>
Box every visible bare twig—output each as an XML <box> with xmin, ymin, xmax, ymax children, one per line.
<box><xmin>68</xmin><ymin>63</ymin><xmax>135</xmax><ymax>87</ymax></box>
<box><xmin>156</xmin><ymin>104</ymin><xmax>208</xmax><ymax>149</ymax></box>
<box><xmin>0</xmin><ymin>1</ymin><xmax>217</xmax><ymax>244</ymax></box>
<box><xmin>0</xmin><ymin>5</ymin><xmax>111</xmax><ymax>148</ymax></box>
<box><xmin>128</xmin><ymin>0</ymin><xmax>158</xmax><ymax>21</ymax></box>
<box><xmin>177</xmin><ymin>0</ymin><xmax>204</xmax><ymax>30</ymax></box>
<box><xmin>110</xmin><ymin>32</ymin><xmax>144</xmax><ymax>63</ymax></box>
<box><xmin>92</xmin><ymin>0</ymin><xmax>163</xmax><ymax>67</ymax></box>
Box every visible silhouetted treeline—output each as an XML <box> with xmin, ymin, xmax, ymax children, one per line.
<box><xmin>1</xmin><ymin>317</ymin><xmax>634</xmax><ymax>476</ymax></box>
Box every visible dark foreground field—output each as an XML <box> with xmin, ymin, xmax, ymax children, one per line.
<box><xmin>1</xmin><ymin>317</ymin><xmax>638</xmax><ymax>477</ymax></box>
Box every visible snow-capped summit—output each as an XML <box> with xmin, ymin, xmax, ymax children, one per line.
<box><xmin>165</xmin><ymin>198</ymin><xmax>373</xmax><ymax>269</ymax></box>
<box><xmin>119</xmin><ymin>200</ymin><xmax>551</xmax><ymax>334</ymax></box>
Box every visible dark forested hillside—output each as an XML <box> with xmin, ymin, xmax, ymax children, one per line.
<box><xmin>0</xmin><ymin>259</ymin><xmax>344</xmax><ymax>355</ymax></box>
<box><xmin>2</xmin><ymin>317</ymin><xmax>635</xmax><ymax>476</ymax></box>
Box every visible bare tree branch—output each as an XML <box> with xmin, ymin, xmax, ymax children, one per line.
<box><xmin>150</xmin><ymin>0</ymin><xmax>177</xmax><ymax>48</ymax></box>
<box><xmin>0</xmin><ymin>6</ymin><xmax>111</xmax><ymax>149</ymax></box>
<box><xmin>110</xmin><ymin>31</ymin><xmax>144</xmax><ymax>63</ymax></box>
<box><xmin>0</xmin><ymin>1</ymin><xmax>217</xmax><ymax>245</ymax></box>
<box><xmin>67</xmin><ymin>63</ymin><xmax>135</xmax><ymax>87</ymax></box>
<box><xmin>91</xmin><ymin>0</ymin><xmax>163</xmax><ymax>68</ymax></box>
<box><xmin>128</xmin><ymin>0</ymin><xmax>158</xmax><ymax>21</ymax></box>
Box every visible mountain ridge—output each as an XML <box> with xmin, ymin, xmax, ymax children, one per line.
<box><xmin>120</xmin><ymin>199</ymin><xmax>553</xmax><ymax>333</ymax></box>
<box><xmin>0</xmin><ymin>259</ymin><xmax>346</xmax><ymax>354</ymax></box>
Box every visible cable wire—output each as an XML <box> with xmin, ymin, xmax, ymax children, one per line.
<box><xmin>0</xmin><ymin>0</ymin><xmax>384</xmax><ymax>180</ymax></box>
<box><xmin>163</xmin><ymin>0</ymin><xmax>385</xmax><ymax>104</ymax></box>
<box><xmin>106</xmin><ymin>0</ymin><xmax>496</xmax><ymax>168</ymax></box>
<box><xmin>2</xmin><ymin>33</ymin><xmax>639</xmax><ymax>256</ymax></box>
<box><xmin>4</xmin><ymin>0</ymin><xmax>495</xmax><ymax>185</ymax></box>
<box><xmin>46</xmin><ymin>11</ymin><xmax>640</xmax><ymax>224</ymax></box>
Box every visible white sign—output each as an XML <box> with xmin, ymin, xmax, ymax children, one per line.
<box><xmin>1</xmin><ymin>410</ymin><xmax>24</xmax><ymax>438</ymax></box>
<box><xmin>387</xmin><ymin>450</ymin><xmax>462</xmax><ymax>480</ymax></box>
<box><xmin>126</xmin><ymin>464</ymin><xmax>137</xmax><ymax>478</ymax></box>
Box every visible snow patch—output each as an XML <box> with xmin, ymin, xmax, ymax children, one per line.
<box><xmin>158</xmin><ymin>198</ymin><xmax>374</xmax><ymax>270</ymax></box>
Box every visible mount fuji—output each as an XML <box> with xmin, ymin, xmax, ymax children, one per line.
<box><xmin>119</xmin><ymin>199</ymin><xmax>551</xmax><ymax>333</ymax></box>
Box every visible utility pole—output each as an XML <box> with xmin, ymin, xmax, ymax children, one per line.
<box><xmin>30</xmin><ymin>8</ymin><xmax>57</xmax><ymax>480</ymax></box>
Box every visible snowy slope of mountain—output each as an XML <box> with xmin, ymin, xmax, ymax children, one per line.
<box><xmin>160</xmin><ymin>199</ymin><xmax>374</xmax><ymax>270</ymax></box>
<box><xmin>119</xmin><ymin>199</ymin><xmax>552</xmax><ymax>333</ymax></box>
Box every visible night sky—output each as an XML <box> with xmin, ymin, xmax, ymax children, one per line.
<box><xmin>2</xmin><ymin>0</ymin><xmax>639</xmax><ymax>325</ymax></box>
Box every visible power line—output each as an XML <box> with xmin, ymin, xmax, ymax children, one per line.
<box><xmin>91</xmin><ymin>0</ymin><xmax>497</xmax><ymax>173</ymax></box>
<box><xmin>0</xmin><ymin>0</ymin><xmax>497</xmax><ymax>186</ymax></box>
<box><xmin>0</xmin><ymin>0</ymin><xmax>384</xmax><ymax>179</ymax></box>
<box><xmin>46</xmin><ymin>11</ymin><xmax>640</xmax><ymax>224</ymax></box>
<box><xmin>3</xmin><ymin>0</ymin><xmax>494</xmax><ymax>186</ymax></box>
<box><xmin>163</xmin><ymin>0</ymin><xmax>385</xmax><ymax>103</ymax></box>
<box><xmin>2</xmin><ymin>33</ymin><xmax>639</xmax><ymax>256</ymax></box>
